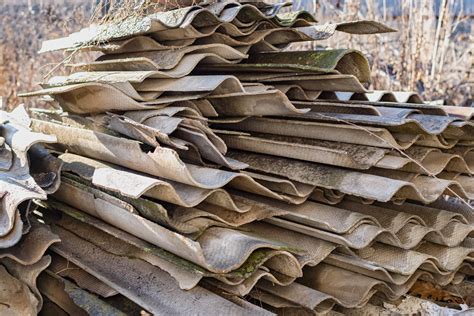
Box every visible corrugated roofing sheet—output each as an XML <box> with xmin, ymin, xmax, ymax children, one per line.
<box><xmin>9</xmin><ymin>0</ymin><xmax>474</xmax><ymax>314</ymax></box>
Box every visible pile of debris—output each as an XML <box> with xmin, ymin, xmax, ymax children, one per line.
<box><xmin>15</xmin><ymin>1</ymin><xmax>474</xmax><ymax>314</ymax></box>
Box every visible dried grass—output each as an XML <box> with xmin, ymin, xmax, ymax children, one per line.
<box><xmin>0</xmin><ymin>3</ymin><xmax>92</xmax><ymax>110</ymax></box>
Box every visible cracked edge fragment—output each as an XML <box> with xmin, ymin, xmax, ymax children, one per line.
<box><xmin>0</xmin><ymin>136</ymin><xmax>13</xmax><ymax>171</ymax></box>
<box><xmin>0</xmin><ymin>256</ymin><xmax>51</xmax><ymax>315</ymax></box>
<box><xmin>0</xmin><ymin>105</ymin><xmax>62</xmax><ymax>249</ymax></box>
<box><xmin>0</xmin><ymin>219</ymin><xmax>61</xmax><ymax>265</ymax></box>
<box><xmin>0</xmin><ymin>218</ymin><xmax>61</xmax><ymax>316</ymax></box>
<box><xmin>102</xmin><ymin>112</ymin><xmax>248</xmax><ymax>170</ymax></box>
<box><xmin>38</xmin><ymin>270</ymin><xmax>127</xmax><ymax>316</ymax></box>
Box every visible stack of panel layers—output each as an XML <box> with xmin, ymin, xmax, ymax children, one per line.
<box><xmin>0</xmin><ymin>106</ymin><xmax>62</xmax><ymax>315</ymax></box>
<box><xmin>22</xmin><ymin>1</ymin><xmax>473</xmax><ymax>314</ymax></box>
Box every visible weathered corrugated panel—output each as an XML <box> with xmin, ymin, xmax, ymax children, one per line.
<box><xmin>16</xmin><ymin>0</ymin><xmax>474</xmax><ymax>314</ymax></box>
<box><xmin>0</xmin><ymin>106</ymin><xmax>59</xmax><ymax>248</ymax></box>
<box><xmin>0</xmin><ymin>219</ymin><xmax>60</xmax><ymax>315</ymax></box>
<box><xmin>48</xmin><ymin>211</ymin><xmax>273</xmax><ymax>315</ymax></box>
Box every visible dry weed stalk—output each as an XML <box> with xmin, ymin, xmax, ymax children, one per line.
<box><xmin>1</xmin><ymin>3</ymin><xmax>92</xmax><ymax>110</ymax></box>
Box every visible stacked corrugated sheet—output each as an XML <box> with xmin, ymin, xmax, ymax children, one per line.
<box><xmin>21</xmin><ymin>1</ymin><xmax>473</xmax><ymax>314</ymax></box>
<box><xmin>0</xmin><ymin>105</ymin><xmax>62</xmax><ymax>315</ymax></box>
